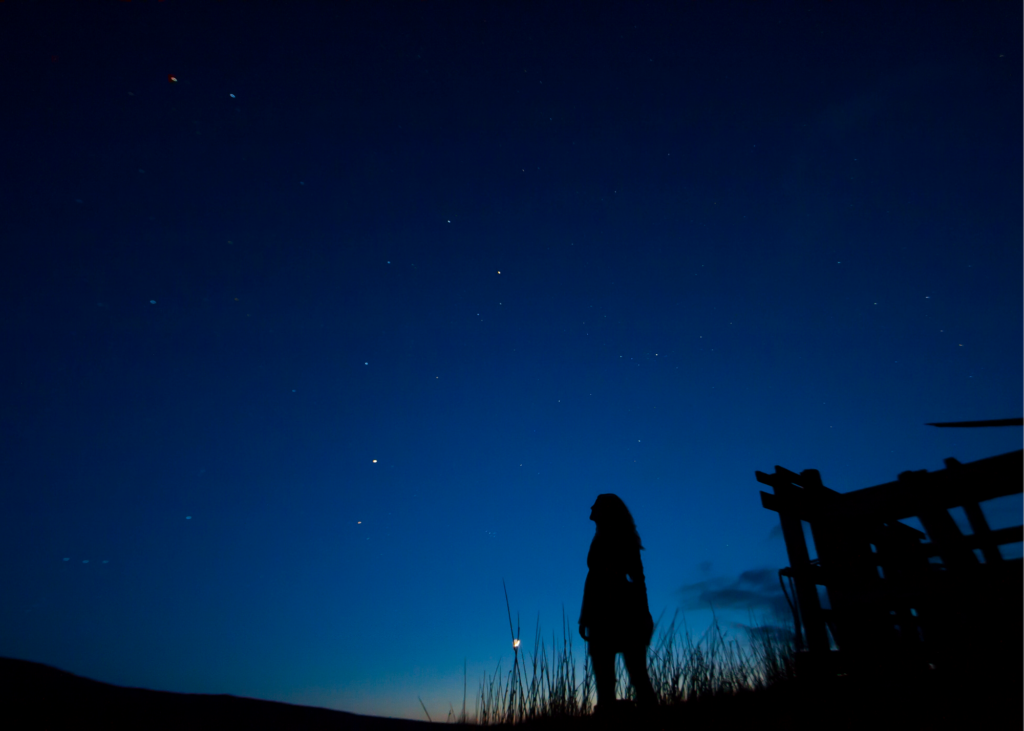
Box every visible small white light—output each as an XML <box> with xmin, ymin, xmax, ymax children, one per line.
<box><xmin>513</xmin><ymin>639</ymin><xmax>520</xmax><ymax>649</ymax></box>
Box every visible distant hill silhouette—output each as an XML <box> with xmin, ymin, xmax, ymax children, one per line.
<box><xmin>0</xmin><ymin>657</ymin><xmax>430</xmax><ymax>730</ymax></box>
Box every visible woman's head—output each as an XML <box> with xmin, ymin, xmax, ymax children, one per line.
<box><xmin>589</xmin><ymin>493</ymin><xmax>643</xmax><ymax>550</ymax></box>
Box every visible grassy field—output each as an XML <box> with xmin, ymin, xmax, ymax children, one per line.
<box><xmin>449</xmin><ymin>607</ymin><xmax>797</xmax><ymax>726</ymax></box>
<box><xmin>441</xmin><ymin>605</ymin><xmax>1020</xmax><ymax>731</ymax></box>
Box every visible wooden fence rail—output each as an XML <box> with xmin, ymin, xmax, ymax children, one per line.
<box><xmin>757</xmin><ymin>448</ymin><xmax>1023</xmax><ymax>681</ymax></box>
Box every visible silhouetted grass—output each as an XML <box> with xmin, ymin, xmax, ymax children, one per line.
<box><xmin>458</xmin><ymin>606</ymin><xmax>797</xmax><ymax>725</ymax></box>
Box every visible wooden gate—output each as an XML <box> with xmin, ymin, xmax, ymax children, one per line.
<box><xmin>757</xmin><ymin>429</ymin><xmax>1022</xmax><ymax>681</ymax></box>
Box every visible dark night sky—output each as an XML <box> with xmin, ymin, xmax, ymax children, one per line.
<box><xmin>1</xmin><ymin>0</ymin><xmax>1021</xmax><ymax>721</ymax></box>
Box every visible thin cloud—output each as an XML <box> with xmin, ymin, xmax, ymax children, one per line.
<box><xmin>678</xmin><ymin>566</ymin><xmax>790</xmax><ymax>617</ymax></box>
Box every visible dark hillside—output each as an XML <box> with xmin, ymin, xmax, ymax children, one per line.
<box><xmin>0</xmin><ymin>657</ymin><xmax>429</xmax><ymax>731</ymax></box>
<box><xmin>3</xmin><ymin>655</ymin><xmax>1019</xmax><ymax>731</ymax></box>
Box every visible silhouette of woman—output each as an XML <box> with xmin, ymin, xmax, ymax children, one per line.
<box><xmin>578</xmin><ymin>494</ymin><xmax>656</xmax><ymax>712</ymax></box>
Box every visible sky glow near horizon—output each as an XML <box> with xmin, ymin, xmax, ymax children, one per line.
<box><xmin>0</xmin><ymin>1</ymin><xmax>1021</xmax><ymax>722</ymax></box>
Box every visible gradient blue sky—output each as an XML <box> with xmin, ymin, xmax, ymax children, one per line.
<box><xmin>1</xmin><ymin>0</ymin><xmax>1021</xmax><ymax>722</ymax></box>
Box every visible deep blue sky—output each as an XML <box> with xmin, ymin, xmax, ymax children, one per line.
<box><xmin>1</xmin><ymin>0</ymin><xmax>1021</xmax><ymax>721</ymax></box>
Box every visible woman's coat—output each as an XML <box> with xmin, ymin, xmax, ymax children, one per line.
<box><xmin>579</xmin><ymin>532</ymin><xmax>654</xmax><ymax>650</ymax></box>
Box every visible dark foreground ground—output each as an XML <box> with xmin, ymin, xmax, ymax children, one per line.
<box><xmin>3</xmin><ymin>655</ymin><xmax>1020</xmax><ymax>730</ymax></box>
<box><xmin>513</xmin><ymin>669</ymin><xmax>1023</xmax><ymax>731</ymax></box>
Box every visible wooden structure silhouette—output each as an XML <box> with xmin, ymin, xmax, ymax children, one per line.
<box><xmin>757</xmin><ymin>419</ymin><xmax>1023</xmax><ymax>681</ymax></box>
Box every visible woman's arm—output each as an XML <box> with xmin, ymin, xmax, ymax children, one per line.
<box><xmin>578</xmin><ymin>572</ymin><xmax>592</xmax><ymax>639</ymax></box>
<box><xmin>626</xmin><ymin>548</ymin><xmax>646</xmax><ymax>588</ymax></box>
<box><xmin>627</xmin><ymin>548</ymin><xmax>654</xmax><ymax>642</ymax></box>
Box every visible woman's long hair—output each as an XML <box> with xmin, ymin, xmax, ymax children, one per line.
<box><xmin>592</xmin><ymin>493</ymin><xmax>644</xmax><ymax>550</ymax></box>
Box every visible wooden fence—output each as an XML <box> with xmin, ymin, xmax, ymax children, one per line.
<box><xmin>757</xmin><ymin>441</ymin><xmax>1022</xmax><ymax>681</ymax></box>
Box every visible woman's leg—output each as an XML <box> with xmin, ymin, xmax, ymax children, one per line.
<box><xmin>588</xmin><ymin>644</ymin><xmax>617</xmax><ymax>709</ymax></box>
<box><xmin>622</xmin><ymin>645</ymin><xmax>656</xmax><ymax>707</ymax></box>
